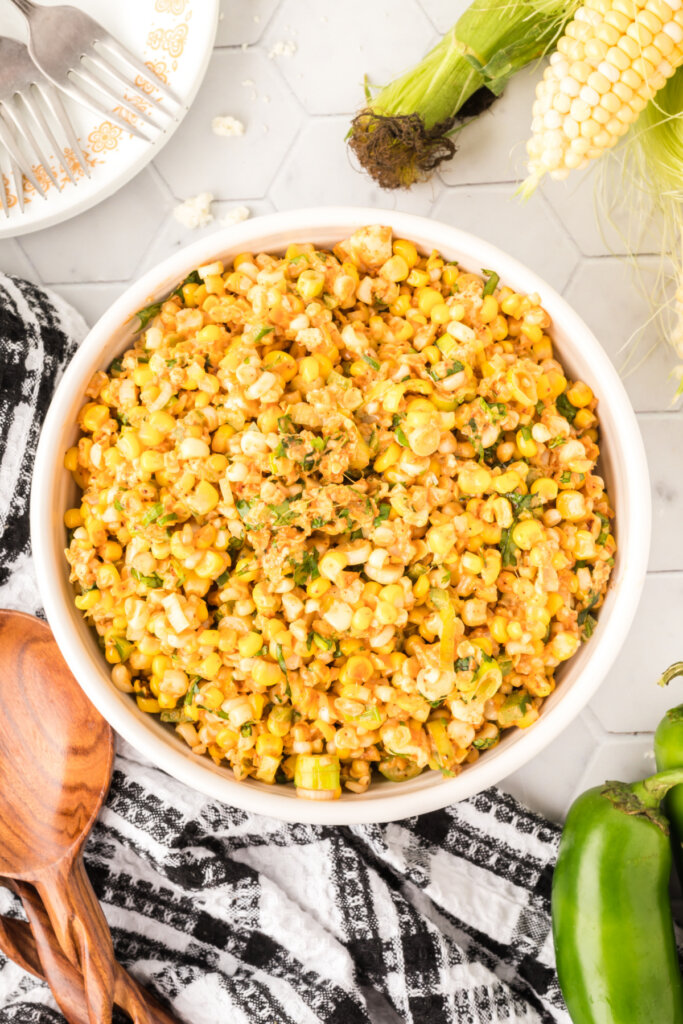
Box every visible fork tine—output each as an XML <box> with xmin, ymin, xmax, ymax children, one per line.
<box><xmin>10</xmin><ymin>158</ymin><xmax>24</xmax><ymax>212</ymax></box>
<box><xmin>0</xmin><ymin>159</ymin><xmax>9</xmax><ymax>218</ymax></box>
<box><xmin>78</xmin><ymin>58</ymin><xmax>165</xmax><ymax>132</ymax></box>
<box><xmin>84</xmin><ymin>51</ymin><xmax>173</xmax><ymax>122</ymax></box>
<box><xmin>22</xmin><ymin>87</ymin><xmax>76</xmax><ymax>185</ymax></box>
<box><xmin>60</xmin><ymin>76</ymin><xmax>152</xmax><ymax>142</ymax></box>
<box><xmin>97</xmin><ymin>34</ymin><xmax>182</xmax><ymax>107</ymax></box>
<box><xmin>3</xmin><ymin>98</ymin><xmax>61</xmax><ymax>190</ymax></box>
<box><xmin>39</xmin><ymin>85</ymin><xmax>90</xmax><ymax>179</ymax></box>
<box><xmin>0</xmin><ymin>110</ymin><xmax>46</xmax><ymax>199</ymax></box>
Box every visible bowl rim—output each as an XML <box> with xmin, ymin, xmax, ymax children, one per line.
<box><xmin>31</xmin><ymin>205</ymin><xmax>651</xmax><ymax>825</ymax></box>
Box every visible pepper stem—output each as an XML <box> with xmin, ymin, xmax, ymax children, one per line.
<box><xmin>658</xmin><ymin>661</ymin><xmax>683</xmax><ymax>687</ymax></box>
<box><xmin>630</xmin><ymin>767</ymin><xmax>683</xmax><ymax>808</ymax></box>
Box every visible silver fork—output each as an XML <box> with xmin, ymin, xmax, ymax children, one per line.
<box><xmin>8</xmin><ymin>0</ymin><xmax>182</xmax><ymax>143</ymax></box>
<box><xmin>0</xmin><ymin>36</ymin><xmax>90</xmax><ymax>217</ymax></box>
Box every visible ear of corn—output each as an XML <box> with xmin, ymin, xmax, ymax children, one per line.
<box><xmin>522</xmin><ymin>0</ymin><xmax>683</xmax><ymax>191</ymax></box>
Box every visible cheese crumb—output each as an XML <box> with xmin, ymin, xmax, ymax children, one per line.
<box><xmin>221</xmin><ymin>205</ymin><xmax>250</xmax><ymax>226</ymax></box>
<box><xmin>268</xmin><ymin>40</ymin><xmax>297</xmax><ymax>58</ymax></box>
<box><xmin>173</xmin><ymin>192</ymin><xmax>214</xmax><ymax>230</ymax></box>
<box><xmin>211</xmin><ymin>115</ymin><xmax>245</xmax><ymax>137</ymax></box>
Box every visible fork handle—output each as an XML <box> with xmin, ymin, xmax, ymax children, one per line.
<box><xmin>6</xmin><ymin>0</ymin><xmax>37</xmax><ymax>16</ymax></box>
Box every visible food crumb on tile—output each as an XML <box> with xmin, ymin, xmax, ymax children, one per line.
<box><xmin>268</xmin><ymin>40</ymin><xmax>297</xmax><ymax>58</ymax></box>
<box><xmin>221</xmin><ymin>205</ymin><xmax>250</xmax><ymax>226</ymax></box>
<box><xmin>211</xmin><ymin>115</ymin><xmax>245</xmax><ymax>137</ymax></box>
<box><xmin>173</xmin><ymin>192</ymin><xmax>214</xmax><ymax>230</ymax></box>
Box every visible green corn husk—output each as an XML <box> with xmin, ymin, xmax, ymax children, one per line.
<box><xmin>348</xmin><ymin>0</ymin><xmax>580</xmax><ymax>190</ymax></box>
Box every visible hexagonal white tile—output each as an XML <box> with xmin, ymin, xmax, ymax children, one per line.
<box><xmin>572</xmin><ymin>734</ymin><xmax>657</xmax><ymax>802</ymax></box>
<box><xmin>541</xmin><ymin>160</ymin><xmax>664</xmax><ymax>258</ymax></box>
<box><xmin>439</xmin><ymin>68</ymin><xmax>539</xmax><ymax>188</ymax></box>
<box><xmin>263</xmin><ymin>0</ymin><xmax>436</xmax><ymax>115</ymax></box>
<box><xmin>590</xmin><ymin>573</ymin><xmax>683</xmax><ymax>734</ymax></box>
<box><xmin>138</xmin><ymin>198</ymin><xmax>275</xmax><ymax>277</ymax></box>
<box><xmin>216</xmin><ymin>0</ymin><xmax>280</xmax><ymax>46</ymax></box>
<box><xmin>55</xmin><ymin>283</ymin><xmax>129</xmax><ymax>327</ymax></box>
<box><xmin>432</xmin><ymin>184</ymin><xmax>580</xmax><ymax>292</ymax></box>
<box><xmin>639</xmin><ymin>415</ymin><xmax>683</xmax><ymax>573</ymax></box>
<box><xmin>0</xmin><ymin>239</ymin><xmax>40</xmax><ymax>282</ymax></box>
<box><xmin>269</xmin><ymin>117</ymin><xmax>436</xmax><ymax>215</ymax></box>
<box><xmin>19</xmin><ymin>170</ymin><xmax>168</xmax><ymax>283</ymax></box>
<box><xmin>501</xmin><ymin>711</ymin><xmax>601</xmax><ymax>823</ymax></box>
<box><xmin>155</xmin><ymin>50</ymin><xmax>304</xmax><ymax>200</ymax></box>
<box><xmin>563</xmin><ymin>256</ymin><xmax>681</xmax><ymax>414</ymax></box>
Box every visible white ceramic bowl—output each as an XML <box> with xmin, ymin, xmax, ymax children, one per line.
<box><xmin>31</xmin><ymin>207</ymin><xmax>651</xmax><ymax>825</ymax></box>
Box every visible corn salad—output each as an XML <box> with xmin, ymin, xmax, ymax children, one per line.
<box><xmin>64</xmin><ymin>226</ymin><xmax>616</xmax><ymax>801</ymax></box>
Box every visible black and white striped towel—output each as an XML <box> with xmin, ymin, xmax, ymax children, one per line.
<box><xmin>0</xmin><ymin>274</ymin><xmax>570</xmax><ymax>1024</ymax></box>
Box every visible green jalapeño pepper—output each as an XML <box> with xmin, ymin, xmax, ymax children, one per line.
<box><xmin>552</xmin><ymin>768</ymin><xmax>683</xmax><ymax>1024</ymax></box>
<box><xmin>655</xmin><ymin>662</ymin><xmax>683</xmax><ymax>883</ymax></box>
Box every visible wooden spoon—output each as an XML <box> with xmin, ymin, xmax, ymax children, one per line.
<box><xmin>0</xmin><ymin>611</ymin><xmax>178</xmax><ymax>1024</ymax></box>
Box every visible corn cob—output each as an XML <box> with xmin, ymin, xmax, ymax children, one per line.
<box><xmin>523</xmin><ymin>0</ymin><xmax>683</xmax><ymax>190</ymax></box>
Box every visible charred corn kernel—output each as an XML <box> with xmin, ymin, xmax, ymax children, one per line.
<box><xmin>557</xmin><ymin>490</ymin><xmax>587</xmax><ymax>521</ymax></box>
<box><xmin>212</xmin><ymin>423</ymin><xmax>235</xmax><ymax>452</ymax></box>
<box><xmin>417</xmin><ymin>287</ymin><xmax>443</xmax><ymax>316</ymax></box>
<box><xmin>531</xmin><ymin>477</ymin><xmax>559</xmax><ymax>501</ymax></box>
<box><xmin>257</xmin><ymin>733</ymin><xmax>284</xmax><ymax>757</ymax></box>
<box><xmin>307</xmin><ymin>577</ymin><xmax>331</xmax><ymax>598</ymax></box>
<box><xmin>136</xmin><ymin>696</ymin><xmax>161</xmax><ymax>714</ymax></box>
<box><xmin>374</xmin><ymin>442</ymin><xmax>401</xmax><ymax>473</ymax></box>
<box><xmin>393</xmin><ymin>239</ymin><xmax>419</xmax><ymax>266</ymax></box>
<box><xmin>340</xmin><ymin>655</ymin><xmax>374</xmax><ymax>685</ymax></box>
<box><xmin>238</xmin><ymin>632</ymin><xmax>263</xmax><ymax>657</ymax></box>
<box><xmin>64</xmin><ymin>508</ymin><xmax>82</xmax><ymax>529</ymax></box>
<box><xmin>511</xmin><ymin>519</ymin><xmax>544</xmax><ymax>549</ymax></box>
<box><xmin>80</xmin><ymin>403</ymin><xmax>109</xmax><ymax>432</ymax></box>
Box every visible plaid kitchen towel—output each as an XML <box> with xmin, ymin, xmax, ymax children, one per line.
<box><xmin>0</xmin><ymin>274</ymin><xmax>569</xmax><ymax>1024</ymax></box>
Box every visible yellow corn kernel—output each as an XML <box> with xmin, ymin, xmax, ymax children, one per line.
<box><xmin>351</xmin><ymin>607</ymin><xmax>373</xmax><ymax>631</ymax></box>
<box><xmin>257</xmin><ymin>733</ymin><xmax>284</xmax><ymax>758</ymax></box>
<box><xmin>299</xmin><ymin>356</ymin><xmax>320</xmax><ymax>382</ymax></box>
<box><xmin>390</xmin><ymin>293</ymin><xmax>412</xmax><ymax>316</ymax></box>
<box><xmin>493</xmin><ymin>471</ymin><xmax>522</xmax><ymax>494</ymax></box>
<box><xmin>212</xmin><ymin>423</ymin><xmax>235</xmax><ymax>453</ymax></box>
<box><xmin>547</xmin><ymin>593</ymin><xmax>564</xmax><ymax>616</ymax></box>
<box><xmin>133</xmin><ymin>365</ymin><xmax>154</xmax><ymax>387</ymax></box>
<box><xmin>393</xmin><ymin>239</ymin><xmax>419</xmax><ymax>267</ymax></box>
<box><xmin>430</xmin><ymin>303</ymin><xmax>452</xmax><ymax>325</ymax></box>
<box><xmin>117</xmin><ymin>430</ymin><xmax>141</xmax><ymax>460</ymax></box>
<box><xmin>480</xmin><ymin>295</ymin><xmax>499</xmax><ymax>324</ymax></box>
<box><xmin>216</xmin><ymin>727</ymin><xmax>239</xmax><ymax>749</ymax></box>
<box><xmin>80</xmin><ymin>403</ymin><xmax>109</xmax><ymax>432</ymax></box>
<box><xmin>566</xmin><ymin>381</ymin><xmax>593</xmax><ymax>408</ymax></box>
<box><xmin>264</xmin><ymin>350</ymin><xmax>298</xmax><ymax>381</ymax></box>
<box><xmin>189</xmin><ymin>480</ymin><xmax>219</xmax><ymax>516</ymax></box>
<box><xmin>574</xmin><ymin>530</ymin><xmax>597</xmax><ymax>559</ymax></box>
<box><xmin>158</xmin><ymin>693</ymin><xmax>178</xmax><ymax>710</ymax></box>
<box><xmin>238</xmin><ymin>631</ymin><xmax>264</xmax><ymax>657</ymax></box>
<box><xmin>461</xmin><ymin>551</ymin><xmax>483</xmax><ymax>575</ymax></box>
<box><xmin>551</xmin><ymin>631</ymin><xmax>580</xmax><ymax>661</ymax></box>
<box><xmin>136</xmin><ymin>696</ymin><xmax>161</xmax><ymax>714</ymax></box>
<box><xmin>96</xmin><ymin>564</ymin><xmax>120</xmax><ymax>589</ymax></box>
<box><xmin>64</xmin><ymin>507</ymin><xmax>83</xmax><ymax>529</ymax></box>
<box><xmin>307</xmin><ymin>577</ymin><xmax>331</xmax><ymax>598</ymax></box>
<box><xmin>233</xmin><ymin>557</ymin><xmax>257</xmax><ymax>582</ymax></box>
<box><xmin>501</xmin><ymin>294</ymin><xmax>522</xmax><ymax>317</ymax></box>
<box><xmin>340</xmin><ymin>655</ymin><xmax>374</xmax><ymax>685</ymax></box>
<box><xmin>490</xmin><ymin>615</ymin><xmax>509</xmax><ymax>644</ymax></box>
<box><xmin>201</xmin><ymin>685</ymin><xmax>224</xmax><ymax>710</ymax></box>
<box><xmin>198</xmin><ymin>323</ymin><xmax>223</xmax><ymax>344</ymax></box>
<box><xmin>462</xmin><ymin>599</ymin><xmax>487</xmax><ymax>626</ymax></box>
<box><xmin>556</xmin><ymin>490</ymin><xmax>587</xmax><ymax>522</ymax></box>
<box><xmin>64</xmin><ymin>446</ymin><xmax>79</xmax><ymax>472</ymax></box>
<box><xmin>196</xmin><ymin>550</ymin><xmax>228</xmax><ymax>580</ymax></box>
<box><xmin>374</xmin><ymin>442</ymin><xmax>401</xmax><ymax>473</ymax></box>
<box><xmin>252</xmin><ymin>660</ymin><xmax>285</xmax><ymax>687</ymax></box>
<box><xmin>516</xmin><ymin>428</ymin><xmax>537</xmax><ymax>458</ymax></box>
<box><xmin>417</xmin><ymin>287</ymin><xmax>443</xmax><ymax>316</ymax></box>
<box><xmin>531</xmin><ymin>477</ymin><xmax>558</xmax><ymax>501</ymax></box>
<box><xmin>511</xmin><ymin>519</ymin><xmax>544</xmax><ymax>550</ymax></box>
<box><xmin>413</xmin><ymin>574</ymin><xmax>430</xmax><ymax>601</ymax></box>
<box><xmin>426</xmin><ymin>523</ymin><xmax>456</xmax><ymax>557</ymax></box>
<box><xmin>382</xmin><ymin>254</ymin><xmax>410</xmax><ymax>282</ymax></box>
<box><xmin>138</xmin><ymin>421</ymin><xmax>164</xmax><ymax>447</ymax></box>
<box><xmin>319</xmin><ymin>550</ymin><xmax>348</xmax><ymax>580</ymax></box>
<box><xmin>407</xmin><ymin>268</ymin><xmax>429</xmax><ymax>288</ymax></box>
<box><xmin>458</xmin><ymin>466</ymin><xmax>492</xmax><ymax>496</ymax></box>
<box><xmin>140</xmin><ymin>450</ymin><xmax>164</xmax><ymax>474</ymax></box>
<box><xmin>297</xmin><ymin>270</ymin><xmax>325</xmax><ymax>300</ymax></box>
<box><xmin>507</xmin><ymin>621</ymin><xmax>523</xmax><ymax>640</ymax></box>
<box><xmin>148</xmin><ymin>410</ymin><xmax>175</xmax><ymax>435</ymax></box>
<box><xmin>75</xmin><ymin>589</ymin><xmax>100</xmax><ymax>611</ymax></box>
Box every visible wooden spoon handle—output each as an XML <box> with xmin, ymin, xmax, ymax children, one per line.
<box><xmin>36</xmin><ymin>857</ymin><xmax>116</xmax><ymax>1024</ymax></box>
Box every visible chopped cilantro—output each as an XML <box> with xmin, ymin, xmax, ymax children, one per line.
<box><xmin>548</xmin><ymin>437</ymin><xmax>567</xmax><ymax>449</ymax></box>
<box><xmin>444</xmin><ymin>360</ymin><xmax>465</xmax><ymax>377</ymax></box>
<box><xmin>131</xmin><ymin>568</ymin><xmax>163</xmax><ymax>588</ymax></box>
<box><xmin>312</xmin><ymin>515</ymin><xmax>326</xmax><ymax>529</ymax></box>
<box><xmin>275</xmin><ymin>644</ymin><xmax>288</xmax><ymax>677</ymax></box>
<box><xmin>215</xmin><ymin>567</ymin><xmax>231</xmax><ymax>587</ymax></box>
<box><xmin>582</xmin><ymin>614</ymin><xmax>597</xmax><ymax>639</ymax></box>
<box><xmin>577</xmin><ymin>591</ymin><xmax>600</xmax><ymax>626</ymax></box>
<box><xmin>240</xmin><ymin>723</ymin><xmax>254</xmax><ymax>736</ymax></box>
<box><xmin>395</xmin><ymin>425</ymin><xmax>409</xmax><ymax>448</ymax></box>
<box><xmin>166</xmin><ymin>358</ymin><xmax>177</xmax><ymax>368</ymax></box>
<box><xmin>142</xmin><ymin>502</ymin><xmax>164</xmax><ymax>526</ymax></box>
<box><xmin>596</xmin><ymin>512</ymin><xmax>610</xmax><ymax>546</ymax></box>
<box><xmin>560</xmin><ymin>471</ymin><xmax>572</xmax><ymax>485</ymax></box>
<box><xmin>134</xmin><ymin>301</ymin><xmax>162</xmax><ymax>330</ymax></box>
<box><xmin>269</xmin><ymin>498</ymin><xmax>298</xmax><ymax>526</ymax></box>
<box><xmin>362</xmin><ymin>353</ymin><xmax>380</xmax><ymax>371</ymax></box>
<box><xmin>311</xmin><ymin>435</ymin><xmax>326</xmax><ymax>451</ymax></box>
<box><xmin>158</xmin><ymin>512</ymin><xmax>178</xmax><ymax>526</ymax></box>
<box><xmin>290</xmin><ymin>549</ymin><xmax>320</xmax><ymax>587</ymax></box>
<box><xmin>500</xmin><ymin>527</ymin><xmax>518</xmax><ymax>568</ymax></box>
<box><xmin>278</xmin><ymin>415</ymin><xmax>294</xmax><ymax>433</ymax></box>
<box><xmin>482</xmin><ymin>269</ymin><xmax>499</xmax><ymax>297</ymax></box>
<box><xmin>113</xmin><ymin>637</ymin><xmax>133</xmax><ymax>661</ymax></box>
<box><xmin>254</xmin><ymin>325</ymin><xmax>275</xmax><ymax>342</ymax></box>
<box><xmin>114</xmin><ymin>498</ymin><xmax>124</xmax><ymax>513</ymax></box>
<box><xmin>197</xmin><ymin>704</ymin><xmax>231</xmax><ymax>720</ymax></box>
<box><xmin>235</xmin><ymin>498</ymin><xmax>253</xmax><ymax>521</ymax></box>
<box><xmin>454</xmin><ymin>657</ymin><xmax>473</xmax><ymax>672</ymax></box>
<box><xmin>473</xmin><ymin>735</ymin><xmax>498</xmax><ymax>750</ymax></box>
<box><xmin>373</xmin><ymin>503</ymin><xmax>391</xmax><ymax>527</ymax></box>
<box><xmin>108</xmin><ymin>356</ymin><xmax>124</xmax><ymax>377</ymax></box>
<box><xmin>556</xmin><ymin>391</ymin><xmax>578</xmax><ymax>424</ymax></box>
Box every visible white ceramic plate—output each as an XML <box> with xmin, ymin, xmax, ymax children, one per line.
<box><xmin>31</xmin><ymin>207</ymin><xmax>651</xmax><ymax>825</ymax></box>
<box><xmin>0</xmin><ymin>0</ymin><xmax>218</xmax><ymax>238</ymax></box>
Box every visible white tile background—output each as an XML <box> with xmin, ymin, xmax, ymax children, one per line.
<box><xmin>4</xmin><ymin>0</ymin><xmax>683</xmax><ymax>824</ymax></box>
